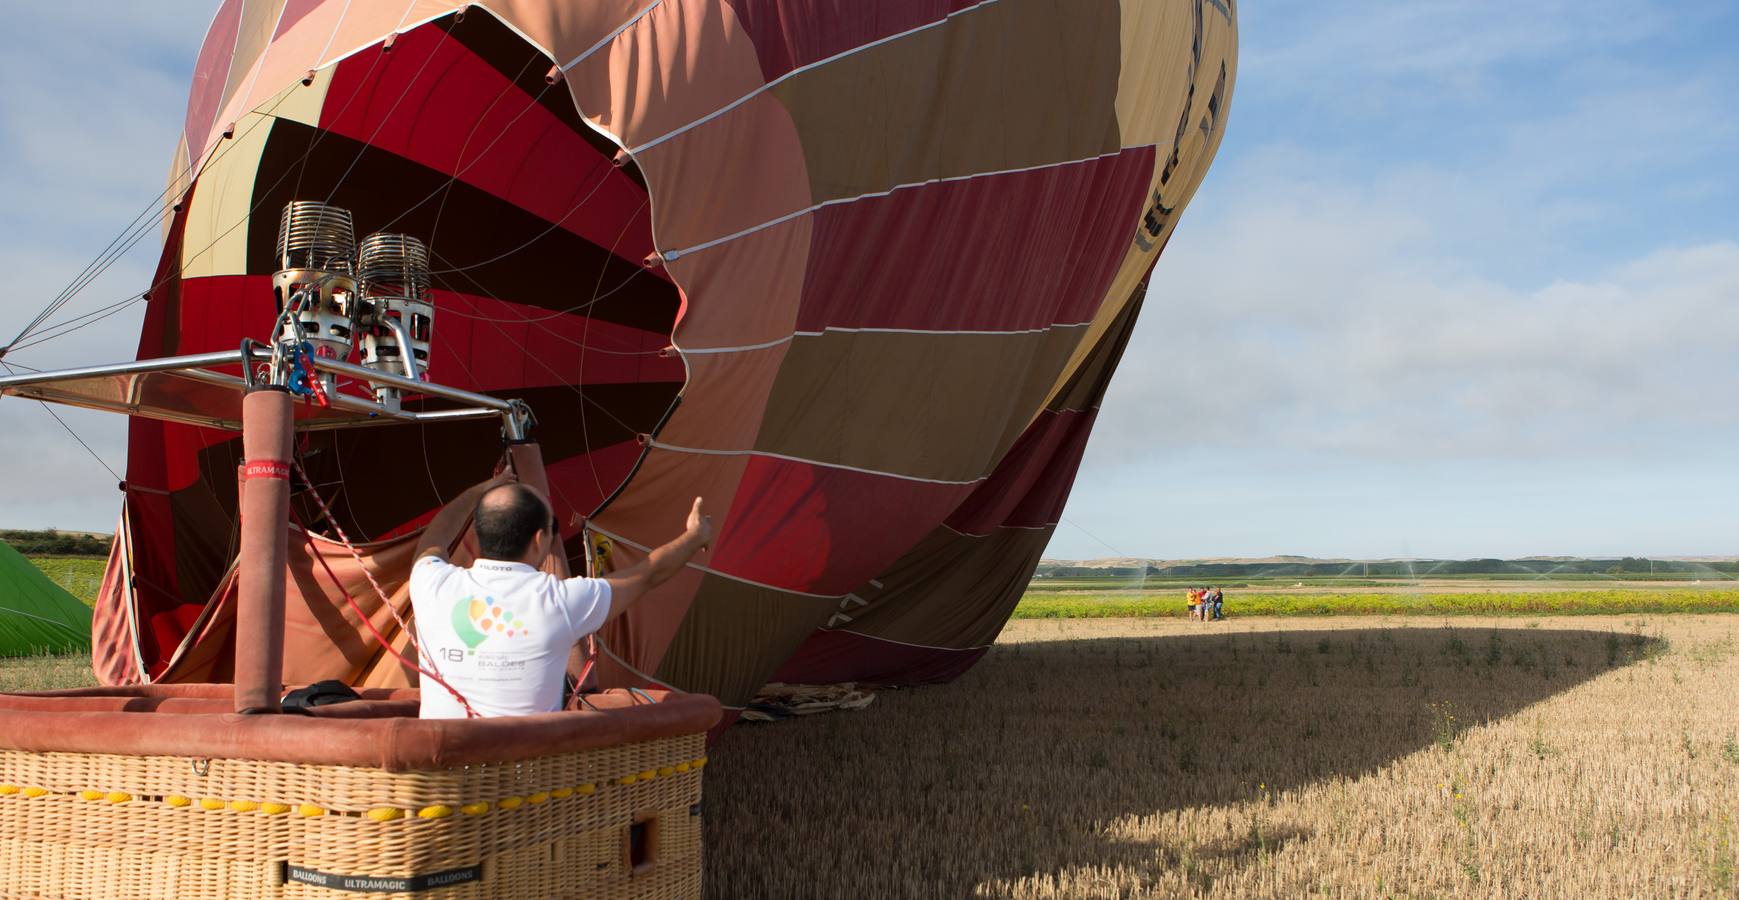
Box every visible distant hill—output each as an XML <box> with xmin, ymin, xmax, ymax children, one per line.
<box><xmin>1035</xmin><ymin>555</ymin><xmax>1739</xmax><ymax>578</ymax></box>
<box><xmin>0</xmin><ymin>530</ymin><xmax>112</xmax><ymax>558</ymax></box>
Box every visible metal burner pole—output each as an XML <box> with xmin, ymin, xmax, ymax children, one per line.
<box><xmin>234</xmin><ymin>387</ymin><xmax>293</xmax><ymax>713</ymax></box>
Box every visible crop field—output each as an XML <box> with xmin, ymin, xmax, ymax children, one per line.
<box><xmin>1016</xmin><ymin>588</ymin><xmax>1739</xmax><ymax>619</ymax></box>
<box><xmin>25</xmin><ymin>556</ymin><xmax>105</xmax><ymax>606</ymax></box>
<box><xmin>1017</xmin><ymin>576</ymin><xmax>1739</xmax><ymax>619</ymax></box>
<box><xmin>706</xmin><ymin>615</ymin><xmax>1739</xmax><ymax>897</ymax></box>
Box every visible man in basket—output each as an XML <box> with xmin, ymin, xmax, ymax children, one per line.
<box><xmin>409</xmin><ymin>474</ymin><xmax>713</xmax><ymax>718</ymax></box>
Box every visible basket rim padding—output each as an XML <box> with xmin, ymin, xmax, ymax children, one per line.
<box><xmin>0</xmin><ymin>687</ymin><xmax>719</xmax><ymax>772</ymax></box>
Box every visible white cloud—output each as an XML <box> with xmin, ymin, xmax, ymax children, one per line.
<box><xmin>1244</xmin><ymin>0</ymin><xmax>1673</xmax><ymax>100</ymax></box>
<box><xmin>1055</xmin><ymin>4</ymin><xmax>1739</xmax><ymax>557</ymax></box>
<box><xmin>1092</xmin><ymin>156</ymin><xmax>1739</xmax><ymax>467</ymax></box>
<box><xmin>0</xmin><ymin>6</ymin><xmax>209</xmax><ymax>230</ymax></box>
<box><xmin>1083</xmin><ymin>24</ymin><xmax>1739</xmax><ymax>472</ymax></box>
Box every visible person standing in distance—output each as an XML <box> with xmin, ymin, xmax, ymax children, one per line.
<box><xmin>409</xmin><ymin>474</ymin><xmax>713</xmax><ymax>718</ymax></box>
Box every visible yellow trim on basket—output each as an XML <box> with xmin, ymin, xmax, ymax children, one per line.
<box><xmin>0</xmin><ymin>757</ymin><xmax>698</xmax><ymax>822</ymax></box>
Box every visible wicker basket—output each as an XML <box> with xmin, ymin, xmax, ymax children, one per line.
<box><xmin>0</xmin><ymin>690</ymin><xmax>715</xmax><ymax>899</ymax></box>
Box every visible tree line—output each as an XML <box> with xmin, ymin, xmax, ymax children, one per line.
<box><xmin>1037</xmin><ymin>558</ymin><xmax>1739</xmax><ymax>579</ymax></box>
<box><xmin>1</xmin><ymin>529</ymin><xmax>111</xmax><ymax>557</ymax></box>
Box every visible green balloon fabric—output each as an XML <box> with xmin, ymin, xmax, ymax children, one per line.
<box><xmin>0</xmin><ymin>541</ymin><xmax>92</xmax><ymax>656</ymax></box>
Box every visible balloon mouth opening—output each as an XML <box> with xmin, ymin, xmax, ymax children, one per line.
<box><xmin>151</xmin><ymin>8</ymin><xmax>683</xmax><ymax>590</ymax></box>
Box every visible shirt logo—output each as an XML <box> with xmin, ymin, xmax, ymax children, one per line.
<box><xmin>449</xmin><ymin>596</ymin><xmax>531</xmax><ymax>650</ymax></box>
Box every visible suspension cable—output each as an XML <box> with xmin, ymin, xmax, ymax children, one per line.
<box><xmin>289</xmin><ymin>458</ymin><xmax>479</xmax><ymax>718</ymax></box>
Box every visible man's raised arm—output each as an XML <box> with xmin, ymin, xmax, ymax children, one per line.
<box><xmin>601</xmin><ymin>498</ymin><xmax>713</xmax><ymax>620</ymax></box>
<box><xmin>414</xmin><ymin>472</ymin><xmax>512</xmax><ymax>561</ymax></box>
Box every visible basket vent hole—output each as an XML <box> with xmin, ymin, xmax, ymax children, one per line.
<box><xmin>627</xmin><ymin>815</ymin><xmax>660</xmax><ymax>874</ymax></box>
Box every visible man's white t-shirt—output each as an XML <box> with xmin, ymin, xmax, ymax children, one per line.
<box><xmin>408</xmin><ymin>555</ymin><xmax>611</xmax><ymax>719</ymax></box>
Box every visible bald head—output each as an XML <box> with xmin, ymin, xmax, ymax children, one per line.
<box><xmin>474</xmin><ymin>483</ymin><xmax>551</xmax><ymax>561</ymax></box>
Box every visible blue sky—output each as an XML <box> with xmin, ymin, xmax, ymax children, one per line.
<box><xmin>1061</xmin><ymin>0</ymin><xmax>1739</xmax><ymax>560</ymax></box>
<box><xmin>1</xmin><ymin>3</ymin><xmax>1735</xmax><ymax>560</ymax></box>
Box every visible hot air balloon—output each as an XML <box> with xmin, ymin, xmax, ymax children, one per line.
<box><xmin>85</xmin><ymin>0</ymin><xmax>1238</xmax><ymax>723</ymax></box>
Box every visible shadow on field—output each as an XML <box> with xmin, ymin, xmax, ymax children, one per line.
<box><xmin>702</xmin><ymin>623</ymin><xmax>1664</xmax><ymax>899</ymax></box>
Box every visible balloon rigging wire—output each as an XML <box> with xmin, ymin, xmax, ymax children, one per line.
<box><xmin>325</xmin><ymin>38</ymin><xmax>573</xmax><ymax>509</ymax></box>
<box><xmin>426</xmin><ymin>225</ymin><xmax>666</xmax><ymax>351</ymax></box>
<box><xmin>425</xmin><ymin>247</ymin><xmax>619</xmax><ymax>506</ymax></box>
<box><xmin>293</xmin><ymin>36</ymin><xmax>598</xmax><ymax>513</ymax></box>
<box><xmin>0</xmin><ymin>359</ymin><xmax>122</xmax><ymax>481</ymax></box>
<box><xmin>324</xmin><ymin>435</ymin><xmax>368</xmax><ymax>539</ymax></box>
<box><xmin>5</xmin><ymin>37</ymin><xmax>424</xmax><ymax>526</ymax></box>
<box><xmin>24</xmin><ymin>5</ymin><xmax>447</xmax><ymax>361</ymax></box>
<box><xmin>388</xmin><ymin>278</ymin><xmax>606</xmax><ymax>592</ymax></box>
<box><xmin>428</xmin><ymin>251</ymin><xmax>650</xmax><ymax>441</ymax></box>
<box><xmin>4</xmin><ymin>91</ymin><xmax>291</xmax><ymax>354</ymax></box>
<box><xmin>5</xmin><ymin>21</ymin><xmax>492</xmax><ymax>637</ymax></box>
<box><xmin>316</xmin><ymin>24</ymin><xmax>463</xmax><ymax>210</ymax></box>
<box><xmin>416</xmin><ymin>422</ymin><xmax>450</xmax><ymax>506</ymax></box>
<box><xmin>17</xmin><ymin>20</ymin><xmax>554</xmax><ymax>364</ymax></box>
<box><xmin>421</xmin><ymin>161</ymin><xmax>619</xmax><ymax>282</ymax></box>
<box><xmin>9</xmin><ymin>25</ymin><xmax>442</xmax><ymax>511</ymax></box>
<box><xmin>288</xmin><ymin>458</ymin><xmax>479</xmax><ymax>719</ymax></box>
<box><xmin>13</xmin><ymin>17</ymin><xmax>659</xmax><ymax>628</ymax></box>
<box><xmin>6</xmin><ymin>34</ymin><xmax>401</xmax><ymax>359</ymax></box>
<box><xmin>384</xmin><ymin>44</ymin><xmax>553</xmax><ymax>251</ymax></box>
<box><xmin>10</xmin><ymin>102</ymin><xmax>277</xmax><ymax>347</ymax></box>
<box><xmin>3</xmin><ymin>295</ymin><xmax>148</xmax><ymax>356</ymax></box>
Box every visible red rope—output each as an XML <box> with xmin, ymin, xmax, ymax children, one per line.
<box><xmin>286</xmin><ymin>468</ymin><xmax>479</xmax><ymax>718</ymax></box>
<box><xmin>574</xmin><ymin>636</ymin><xmax>598</xmax><ymax>688</ymax></box>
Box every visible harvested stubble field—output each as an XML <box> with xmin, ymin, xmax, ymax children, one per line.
<box><xmin>4</xmin><ymin>615</ymin><xmax>1735</xmax><ymax>896</ymax></box>
<box><xmin>704</xmin><ymin>615</ymin><xmax>1739</xmax><ymax>898</ymax></box>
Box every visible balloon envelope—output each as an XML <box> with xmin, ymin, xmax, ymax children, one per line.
<box><xmin>97</xmin><ymin>0</ymin><xmax>1238</xmax><ymax>716</ymax></box>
